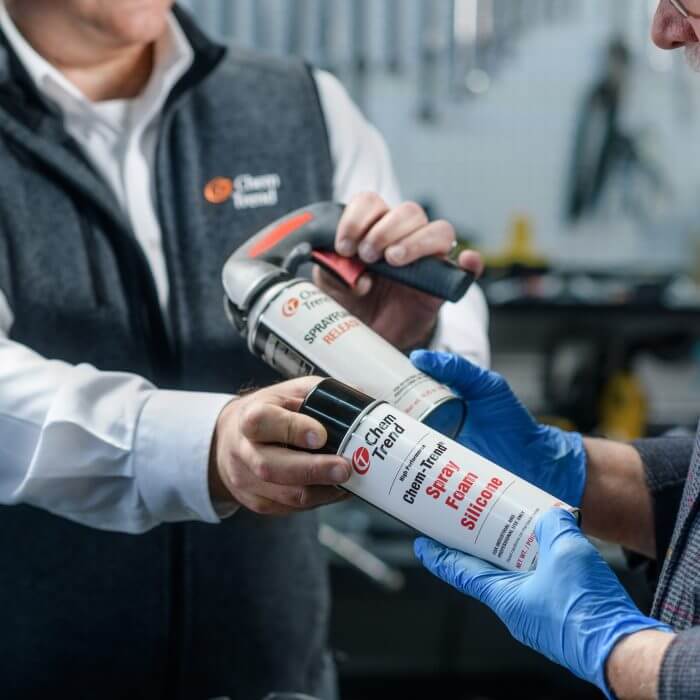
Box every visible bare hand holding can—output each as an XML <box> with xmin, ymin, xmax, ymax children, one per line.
<box><xmin>208</xmin><ymin>378</ymin><xmax>351</xmax><ymax>515</ymax></box>
<box><xmin>314</xmin><ymin>192</ymin><xmax>483</xmax><ymax>350</ymax></box>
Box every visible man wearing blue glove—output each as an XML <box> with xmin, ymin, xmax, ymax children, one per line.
<box><xmin>410</xmin><ymin>4</ymin><xmax>700</xmax><ymax>698</ymax></box>
<box><xmin>411</xmin><ymin>344</ymin><xmax>698</xmax><ymax>700</ymax></box>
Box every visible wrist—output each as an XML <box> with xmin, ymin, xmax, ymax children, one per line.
<box><xmin>208</xmin><ymin>397</ymin><xmax>240</xmax><ymax>506</ymax></box>
<box><xmin>403</xmin><ymin>317</ymin><xmax>439</xmax><ymax>353</ymax></box>
<box><xmin>605</xmin><ymin>628</ymin><xmax>675</xmax><ymax>700</ymax></box>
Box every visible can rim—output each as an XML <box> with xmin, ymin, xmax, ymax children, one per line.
<box><xmin>415</xmin><ymin>394</ymin><xmax>466</xmax><ymax>439</ymax></box>
<box><xmin>336</xmin><ymin>399</ymin><xmax>385</xmax><ymax>456</ymax></box>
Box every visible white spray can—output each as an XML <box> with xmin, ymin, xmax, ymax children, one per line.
<box><xmin>301</xmin><ymin>379</ymin><xmax>579</xmax><ymax>571</ymax></box>
<box><xmin>223</xmin><ymin>259</ymin><xmax>466</xmax><ymax>437</ymax></box>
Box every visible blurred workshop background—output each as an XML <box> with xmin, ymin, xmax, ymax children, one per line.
<box><xmin>182</xmin><ymin>1</ymin><xmax>700</xmax><ymax>698</ymax></box>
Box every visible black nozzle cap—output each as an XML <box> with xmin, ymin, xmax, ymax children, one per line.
<box><xmin>300</xmin><ymin>379</ymin><xmax>375</xmax><ymax>454</ymax></box>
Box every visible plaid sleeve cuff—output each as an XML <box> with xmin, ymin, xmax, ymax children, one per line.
<box><xmin>633</xmin><ymin>438</ymin><xmax>694</xmax><ymax>494</ymax></box>
<box><xmin>633</xmin><ymin>438</ymin><xmax>694</xmax><ymax>565</ymax></box>
<box><xmin>659</xmin><ymin>628</ymin><xmax>700</xmax><ymax>700</ymax></box>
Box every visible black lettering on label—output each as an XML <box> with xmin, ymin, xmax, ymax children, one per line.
<box><xmin>303</xmin><ymin>310</ymin><xmax>352</xmax><ymax>344</ymax></box>
<box><xmin>403</xmin><ymin>470</ymin><xmax>427</xmax><ymax>505</ymax></box>
<box><xmin>419</xmin><ymin>441</ymin><xmax>448</xmax><ymax>471</ymax></box>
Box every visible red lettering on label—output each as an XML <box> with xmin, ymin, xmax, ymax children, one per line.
<box><xmin>445</xmin><ymin>471</ymin><xmax>478</xmax><ymax>510</ymax></box>
<box><xmin>459</xmin><ymin>475</ymin><xmax>503</xmax><ymax>530</ymax></box>
<box><xmin>428</xmin><ymin>462</ymin><xmax>458</xmax><ymax>500</ymax></box>
<box><xmin>323</xmin><ymin>319</ymin><xmax>361</xmax><ymax>345</ymax></box>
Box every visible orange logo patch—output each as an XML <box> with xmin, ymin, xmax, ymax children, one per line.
<box><xmin>282</xmin><ymin>298</ymin><xmax>300</xmax><ymax>318</ymax></box>
<box><xmin>204</xmin><ymin>177</ymin><xmax>234</xmax><ymax>204</ymax></box>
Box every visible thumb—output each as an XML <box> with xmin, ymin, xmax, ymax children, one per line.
<box><xmin>414</xmin><ymin>538</ymin><xmax>510</xmax><ymax>606</ymax></box>
<box><xmin>411</xmin><ymin>350</ymin><xmax>504</xmax><ymax>401</ymax></box>
<box><xmin>534</xmin><ymin>508</ymin><xmax>581</xmax><ymax>554</ymax></box>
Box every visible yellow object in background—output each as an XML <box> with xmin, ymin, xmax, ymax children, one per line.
<box><xmin>485</xmin><ymin>214</ymin><xmax>549</xmax><ymax>269</ymax></box>
<box><xmin>538</xmin><ymin>415</ymin><xmax>577</xmax><ymax>432</ymax></box>
<box><xmin>598</xmin><ymin>371</ymin><xmax>648</xmax><ymax>441</ymax></box>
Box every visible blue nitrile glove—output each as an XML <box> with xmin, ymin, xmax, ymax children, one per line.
<box><xmin>412</xmin><ymin>350</ymin><xmax>587</xmax><ymax>507</ymax></box>
<box><xmin>415</xmin><ymin>509</ymin><xmax>673</xmax><ymax>699</ymax></box>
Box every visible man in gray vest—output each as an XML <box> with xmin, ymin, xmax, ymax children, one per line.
<box><xmin>412</xmin><ymin>8</ymin><xmax>700</xmax><ymax>700</ymax></box>
<box><xmin>0</xmin><ymin>1</ymin><xmax>489</xmax><ymax>698</ymax></box>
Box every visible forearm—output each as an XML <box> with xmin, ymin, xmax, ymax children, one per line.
<box><xmin>0</xmin><ymin>335</ymin><xmax>230</xmax><ymax>531</ymax></box>
<box><xmin>581</xmin><ymin>437</ymin><xmax>656</xmax><ymax>558</ymax></box>
<box><xmin>606</xmin><ymin>630</ymin><xmax>675</xmax><ymax>700</ymax></box>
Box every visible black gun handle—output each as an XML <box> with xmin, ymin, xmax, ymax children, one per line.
<box><xmin>368</xmin><ymin>257</ymin><xmax>474</xmax><ymax>303</ymax></box>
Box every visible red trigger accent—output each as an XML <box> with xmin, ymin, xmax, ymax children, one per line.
<box><xmin>311</xmin><ymin>251</ymin><xmax>366</xmax><ymax>288</ymax></box>
<box><xmin>249</xmin><ymin>212</ymin><xmax>315</xmax><ymax>258</ymax></box>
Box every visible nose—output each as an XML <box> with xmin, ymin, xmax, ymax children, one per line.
<box><xmin>652</xmin><ymin>1</ymin><xmax>699</xmax><ymax>49</ymax></box>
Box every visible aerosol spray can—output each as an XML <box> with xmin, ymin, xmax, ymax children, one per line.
<box><xmin>224</xmin><ymin>259</ymin><xmax>466</xmax><ymax>437</ymax></box>
<box><xmin>301</xmin><ymin>379</ymin><xmax>579</xmax><ymax>571</ymax></box>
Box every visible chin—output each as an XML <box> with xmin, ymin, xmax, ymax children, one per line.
<box><xmin>100</xmin><ymin>0</ymin><xmax>174</xmax><ymax>45</ymax></box>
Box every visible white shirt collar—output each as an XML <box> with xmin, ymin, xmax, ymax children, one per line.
<box><xmin>0</xmin><ymin>3</ymin><xmax>194</xmax><ymax>133</ymax></box>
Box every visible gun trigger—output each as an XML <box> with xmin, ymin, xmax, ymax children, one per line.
<box><xmin>311</xmin><ymin>251</ymin><xmax>367</xmax><ymax>289</ymax></box>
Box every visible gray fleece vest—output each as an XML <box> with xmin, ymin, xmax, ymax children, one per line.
<box><xmin>0</xmin><ymin>8</ymin><xmax>335</xmax><ymax>700</ymax></box>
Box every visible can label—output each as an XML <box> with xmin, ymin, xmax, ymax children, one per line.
<box><xmin>253</xmin><ymin>280</ymin><xmax>458</xmax><ymax>424</ymax></box>
<box><xmin>340</xmin><ymin>403</ymin><xmax>575</xmax><ymax>571</ymax></box>
<box><xmin>253</xmin><ymin>321</ymin><xmax>318</xmax><ymax>377</ymax></box>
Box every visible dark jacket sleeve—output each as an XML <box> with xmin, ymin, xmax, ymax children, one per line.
<box><xmin>633</xmin><ymin>437</ymin><xmax>694</xmax><ymax>564</ymax></box>
<box><xmin>658</xmin><ymin>627</ymin><xmax>700</xmax><ymax>700</ymax></box>
<box><xmin>0</xmin><ymin>227</ymin><xmax>10</xmax><ymax>303</ymax></box>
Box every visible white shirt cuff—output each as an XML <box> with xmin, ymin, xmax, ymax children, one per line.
<box><xmin>134</xmin><ymin>389</ymin><xmax>233</xmax><ymax>525</ymax></box>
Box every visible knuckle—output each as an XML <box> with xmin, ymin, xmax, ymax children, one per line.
<box><xmin>294</xmin><ymin>487</ymin><xmax>310</xmax><ymax>508</ymax></box>
<box><xmin>358</xmin><ymin>191</ymin><xmax>384</xmax><ymax>209</ymax></box>
<box><xmin>284</xmin><ymin>414</ymin><xmax>297</xmax><ymax>447</ymax></box>
<box><xmin>245</xmin><ymin>450</ymin><xmax>265</xmax><ymax>478</ymax></box>
<box><xmin>303</xmin><ymin>463</ymin><xmax>318</xmax><ymax>485</ymax></box>
<box><xmin>342</xmin><ymin>220</ymin><xmax>362</xmax><ymax>240</ymax></box>
<box><xmin>239</xmin><ymin>403</ymin><xmax>265</xmax><ymax>438</ymax></box>
<box><xmin>226</xmin><ymin>464</ymin><xmax>244</xmax><ymax>490</ymax></box>
<box><xmin>367</xmin><ymin>226</ymin><xmax>390</xmax><ymax>250</ymax></box>
<box><xmin>401</xmin><ymin>200</ymin><xmax>428</xmax><ymax>222</ymax></box>
<box><xmin>255</xmin><ymin>459</ymin><xmax>273</xmax><ymax>483</ymax></box>
<box><xmin>434</xmin><ymin>219</ymin><xmax>456</xmax><ymax>241</ymax></box>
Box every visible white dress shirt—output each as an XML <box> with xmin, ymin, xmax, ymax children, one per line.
<box><xmin>0</xmin><ymin>6</ymin><xmax>489</xmax><ymax>533</ymax></box>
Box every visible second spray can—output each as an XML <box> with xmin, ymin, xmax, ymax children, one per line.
<box><xmin>223</xmin><ymin>259</ymin><xmax>466</xmax><ymax>437</ymax></box>
<box><xmin>301</xmin><ymin>378</ymin><xmax>579</xmax><ymax>572</ymax></box>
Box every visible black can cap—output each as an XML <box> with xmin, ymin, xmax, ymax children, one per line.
<box><xmin>300</xmin><ymin>379</ymin><xmax>375</xmax><ymax>454</ymax></box>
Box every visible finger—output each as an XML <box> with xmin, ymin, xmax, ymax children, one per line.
<box><xmin>458</xmin><ymin>249</ymin><xmax>485</xmax><ymax>278</ymax></box>
<box><xmin>353</xmin><ymin>273</ymin><xmax>373</xmax><ymax>297</ymax></box>
<box><xmin>238</xmin><ymin>401</ymin><xmax>328</xmax><ymax>450</ymax></box>
<box><xmin>357</xmin><ymin>201</ymin><xmax>429</xmax><ymax>264</ymax></box>
<box><xmin>266</xmin><ymin>376</ymin><xmax>325</xmax><ymax>403</ymax></box>
<box><xmin>313</xmin><ymin>265</ymin><xmax>354</xmax><ymax>298</ymax></box>
<box><xmin>251</xmin><ymin>482</ymin><xmax>350</xmax><ymax>510</ymax></box>
<box><xmin>534</xmin><ymin>508</ymin><xmax>581</xmax><ymax>551</ymax></box>
<box><xmin>410</xmin><ymin>350</ymin><xmax>504</xmax><ymax>399</ymax></box>
<box><xmin>336</xmin><ymin>193</ymin><xmax>389</xmax><ymax>257</ymax></box>
<box><xmin>414</xmin><ymin>538</ymin><xmax>508</xmax><ymax>603</ymax></box>
<box><xmin>384</xmin><ymin>220</ymin><xmax>455</xmax><ymax>267</ymax></box>
<box><xmin>246</xmin><ymin>444</ymin><xmax>351</xmax><ymax>486</ymax></box>
<box><xmin>313</xmin><ymin>264</ymin><xmax>373</xmax><ymax>298</ymax></box>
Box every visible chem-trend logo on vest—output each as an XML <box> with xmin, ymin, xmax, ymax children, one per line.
<box><xmin>352</xmin><ymin>447</ymin><xmax>371</xmax><ymax>475</ymax></box>
<box><xmin>204</xmin><ymin>173</ymin><xmax>282</xmax><ymax>210</ymax></box>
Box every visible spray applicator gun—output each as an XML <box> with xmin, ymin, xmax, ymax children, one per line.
<box><xmin>222</xmin><ymin>201</ymin><xmax>473</xmax><ymax>437</ymax></box>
